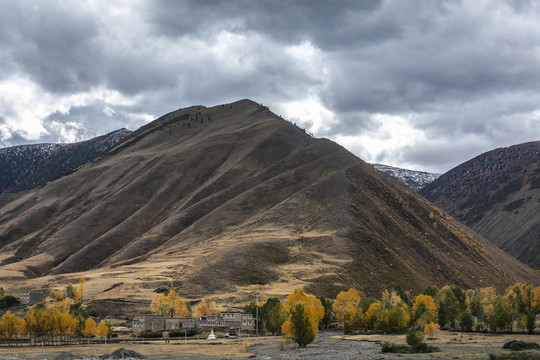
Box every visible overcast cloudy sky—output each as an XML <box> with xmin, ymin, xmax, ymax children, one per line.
<box><xmin>1</xmin><ymin>0</ymin><xmax>540</xmax><ymax>172</ymax></box>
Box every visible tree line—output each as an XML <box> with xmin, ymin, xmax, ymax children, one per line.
<box><xmin>0</xmin><ymin>278</ymin><xmax>112</xmax><ymax>346</ymax></box>
<box><xmin>151</xmin><ymin>281</ymin><xmax>540</xmax><ymax>347</ymax></box>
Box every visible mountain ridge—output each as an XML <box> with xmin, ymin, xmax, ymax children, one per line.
<box><xmin>0</xmin><ymin>99</ymin><xmax>538</xmax><ymax>313</ymax></box>
<box><xmin>420</xmin><ymin>140</ymin><xmax>540</xmax><ymax>269</ymax></box>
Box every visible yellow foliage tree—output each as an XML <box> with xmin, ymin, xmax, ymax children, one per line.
<box><xmin>424</xmin><ymin>321</ymin><xmax>440</xmax><ymax>337</ymax></box>
<box><xmin>333</xmin><ymin>288</ymin><xmax>362</xmax><ymax>329</ymax></box>
<box><xmin>83</xmin><ymin>318</ymin><xmax>97</xmax><ymax>338</ymax></box>
<box><xmin>96</xmin><ymin>320</ymin><xmax>109</xmax><ymax>340</ymax></box>
<box><xmin>173</xmin><ymin>298</ymin><xmax>191</xmax><ymax>318</ymax></box>
<box><xmin>365</xmin><ymin>301</ymin><xmax>382</xmax><ymax>329</ymax></box>
<box><xmin>151</xmin><ymin>290</ymin><xmax>192</xmax><ymax>318</ymax></box>
<box><xmin>534</xmin><ymin>286</ymin><xmax>540</xmax><ymax>312</ymax></box>
<box><xmin>195</xmin><ymin>303</ymin><xmax>212</xmax><ymax>318</ymax></box>
<box><xmin>0</xmin><ymin>311</ymin><xmax>25</xmax><ymax>344</ymax></box>
<box><xmin>281</xmin><ymin>289</ymin><xmax>324</xmax><ymax>347</ymax></box>
<box><xmin>151</xmin><ymin>293</ymin><xmax>173</xmax><ymax>318</ymax></box>
<box><xmin>412</xmin><ymin>294</ymin><xmax>438</xmax><ymax>323</ymax></box>
<box><xmin>50</xmin><ymin>290</ymin><xmax>64</xmax><ymax>301</ymax></box>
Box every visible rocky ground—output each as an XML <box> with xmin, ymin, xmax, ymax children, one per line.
<box><xmin>2</xmin><ymin>331</ymin><xmax>538</xmax><ymax>360</ymax></box>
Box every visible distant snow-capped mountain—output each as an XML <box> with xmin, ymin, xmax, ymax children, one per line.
<box><xmin>0</xmin><ymin>128</ymin><xmax>132</xmax><ymax>195</ymax></box>
<box><xmin>371</xmin><ymin>163</ymin><xmax>440</xmax><ymax>192</ymax></box>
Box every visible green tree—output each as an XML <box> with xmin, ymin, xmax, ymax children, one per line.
<box><xmin>526</xmin><ymin>309</ymin><xmax>536</xmax><ymax>334</ymax></box>
<box><xmin>423</xmin><ymin>286</ymin><xmax>439</xmax><ymax>298</ymax></box>
<box><xmin>267</xmin><ymin>304</ymin><xmax>287</xmax><ymax>335</ymax></box>
<box><xmin>243</xmin><ymin>301</ymin><xmax>262</xmax><ymax>332</ymax></box>
<box><xmin>435</xmin><ymin>287</ymin><xmax>459</xmax><ymax>328</ymax></box>
<box><xmin>491</xmin><ymin>296</ymin><xmax>513</xmax><ymax>332</ymax></box>
<box><xmin>387</xmin><ymin>282</ymin><xmax>409</xmax><ymax>305</ymax></box>
<box><xmin>449</xmin><ymin>286</ymin><xmax>467</xmax><ymax>313</ymax></box>
<box><xmin>288</xmin><ymin>303</ymin><xmax>315</xmax><ymax>347</ymax></box>
<box><xmin>460</xmin><ymin>311</ymin><xmax>474</xmax><ymax>332</ymax></box>
<box><xmin>406</xmin><ymin>327</ymin><xmax>424</xmax><ymax>348</ymax></box>
<box><xmin>260</xmin><ymin>297</ymin><xmax>286</xmax><ymax>335</ymax></box>
<box><xmin>316</xmin><ymin>295</ymin><xmax>333</xmax><ymax>329</ymax></box>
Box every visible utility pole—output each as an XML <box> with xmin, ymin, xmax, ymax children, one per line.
<box><xmin>256</xmin><ymin>292</ymin><xmax>259</xmax><ymax>337</ymax></box>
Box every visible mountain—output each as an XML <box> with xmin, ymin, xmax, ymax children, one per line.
<box><xmin>371</xmin><ymin>163</ymin><xmax>440</xmax><ymax>192</ymax></box>
<box><xmin>420</xmin><ymin>141</ymin><xmax>540</xmax><ymax>269</ymax></box>
<box><xmin>0</xmin><ymin>100</ymin><xmax>538</xmax><ymax>315</ymax></box>
<box><xmin>0</xmin><ymin>129</ymin><xmax>132</xmax><ymax>195</ymax></box>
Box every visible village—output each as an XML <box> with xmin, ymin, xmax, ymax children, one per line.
<box><xmin>14</xmin><ymin>285</ymin><xmax>257</xmax><ymax>340</ymax></box>
<box><xmin>132</xmin><ymin>311</ymin><xmax>255</xmax><ymax>337</ymax></box>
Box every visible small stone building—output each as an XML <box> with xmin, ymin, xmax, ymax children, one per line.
<box><xmin>20</xmin><ymin>290</ymin><xmax>45</xmax><ymax>305</ymax></box>
<box><xmin>165</xmin><ymin>317</ymin><xmax>197</xmax><ymax>330</ymax></box>
<box><xmin>132</xmin><ymin>315</ymin><xmax>165</xmax><ymax>333</ymax></box>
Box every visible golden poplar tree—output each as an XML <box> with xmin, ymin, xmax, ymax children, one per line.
<box><xmin>333</xmin><ymin>288</ymin><xmax>362</xmax><ymax>329</ymax></box>
<box><xmin>281</xmin><ymin>288</ymin><xmax>324</xmax><ymax>344</ymax></box>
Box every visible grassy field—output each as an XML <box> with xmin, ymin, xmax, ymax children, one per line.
<box><xmin>0</xmin><ymin>339</ymin><xmax>252</xmax><ymax>359</ymax></box>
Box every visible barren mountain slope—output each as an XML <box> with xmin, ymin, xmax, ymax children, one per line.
<box><xmin>420</xmin><ymin>141</ymin><xmax>540</xmax><ymax>269</ymax></box>
<box><xmin>0</xmin><ymin>100</ymin><xmax>538</xmax><ymax>314</ymax></box>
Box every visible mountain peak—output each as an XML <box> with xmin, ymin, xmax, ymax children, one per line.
<box><xmin>0</xmin><ymin>101</ymin><xmax>538</xmax><ymax>314</ymax></box>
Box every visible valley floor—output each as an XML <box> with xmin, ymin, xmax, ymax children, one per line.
<box><xmin>0</xmin><ymin>331</ymin><xmax>538</xmax><ymax>359</ymax></box>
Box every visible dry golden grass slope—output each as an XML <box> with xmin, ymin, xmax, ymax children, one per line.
<box><xmin>0</xmin><ymin>99</ymin><xmax>538</xmax><ymax>315</ymax></box>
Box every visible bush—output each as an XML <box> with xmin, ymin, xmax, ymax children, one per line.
<box><xmin>502</xmin><ymin>340</ymin><xmax>540</xmax><ymax>351</ymax></box>
<box><xmin>381</xmin><ymin>341</ymin><xmax>440</xmax><ymax>354</ymax></box>
<box><xmin>0</xmin><ymin>295</ymin><xmax>19</xmax><ymax>308</ymax></box>
<box><xmin>406</xmin><ymin>328</ymin><xmax>424</xmax><ymax>347</ymax></box>
<box><xmin>381</xmin><ymin>341</ymin><xmax>398</xmax><ymax>353</ymax></box>
<box><xmin>138</xmin><ymin>330</ymin><xmax>162</xmax><ymax>338</ymax></box>
<box><xmin>169</xmin><ymin>328</ymin><xmax>197</xmax><ymax>338</ymax></box>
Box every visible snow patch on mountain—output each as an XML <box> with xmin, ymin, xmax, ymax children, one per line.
<box><xmin>371</xmin><ymin>163</ymin><xmax>441</xmax><ymax>192</ymax></box>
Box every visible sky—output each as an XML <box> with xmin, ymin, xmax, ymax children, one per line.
<box><xmin>1</xmin><ymin>0</ymin><xmax>540</xmax><ymax>173</ymax></box>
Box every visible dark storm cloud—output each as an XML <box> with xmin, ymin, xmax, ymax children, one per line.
<box><xmin>2</xmin><ymin>0</ymin><xmax>540</xmax><ymax>172</ymax></box>
<box><xmin>0</xmin><ymin>1</ymin><xmax>103</xmax><ymax>93</ymax></box>
<box><xmin>146</xmin><ymin>0</ymin><xmax>384</xmax><ymax>48</ymax></box>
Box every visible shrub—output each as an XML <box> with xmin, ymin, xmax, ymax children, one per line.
<box><xmin>381</xmin><ymin>341</ymin><xmax>397</xmax><ymax>353</ymax></box>
<box><xmin>502</xmin><ymin>340</ymin><xmax>540</xmax><ymax>351</ymax></box>
<box><xmin>169</xmin><ymin>328</ymin><xmax>197</xmax><ymax>338</ymax></box>
<box><xmin>406</xmin><ymin>328</ymin><xmax>424</xmax><ymax>348</ymax></box>
<box><xmin>0</xmin><ymin>295</ymin><xmax>19</xmax><ymax>308</ymax></box>
<box><xmin>138</xmin><ymin>330</ymin><xmax>162</xmax><ymax>338</ymax></box>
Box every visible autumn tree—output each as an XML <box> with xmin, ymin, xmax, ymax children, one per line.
<box><xmin>151</xmin><ymin>293</ymin><xmax>173</xmax><ymax>318</ymax></box>
<box><xmin>151</xmin><ymin>290</ymin><xmax>192</xmax><ymax>318</ymax></box>
<box><xmin>281</xmin><ymin>288</ymin><xmax>324</xmax><ymax>347</ymax></box>
<box><xmin>25</xmin><ymin>304</ymin><xmax>49</xmax><ymax>343</ymax></box>
<box><xmin>83</xmin><ymin>318</ymin><xmax>97</xmax><ymax>338</ymax></box>
<box><xmin>412</xmin><ymin>294</ymin><xmax>438</xmax><ymax>325</ymax></box>
<box><xmin>0</xmin><ymin>311</ymin><xmax>25</xmax><ymax>345</ymax></box>
<box><xmin>377</xmin><ymin>289</ymin><xmax>411</xmax><ymax>332</ymax></box>
<box><xmin>96</xmin><ymin>320</ymin><xmax>109</xmax><ymax>341</ymax></box>
<box><xmin>424</xmin><ymin>321</ymin><xmax>440</xmax><ymax>337</ymax></box>
<box><xmin>333</xmin><ymin>288</ymin><xmax>362</xmax><ymax>332</ymax></box>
